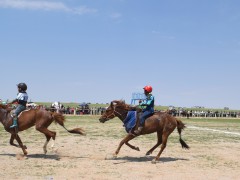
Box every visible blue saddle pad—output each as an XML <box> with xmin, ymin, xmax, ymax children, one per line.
<box><xmin>123</xmin><ymin>111</ymin><xmax>137</xmax><ymax>133</ymax></box>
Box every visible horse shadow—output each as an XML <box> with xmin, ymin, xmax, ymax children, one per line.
<box><xmin>0</xmin><ymin>153</ymin><xmax>60</xmax><ymax>160</ymax></box>
<box><xmin>112</xmin><ymin>156</ymin><xmax>189</xmax><ymax>164</ymax></box>
<box><xmin>0</xmin><ymin>153</ymin><xmax>90</xmax><ymax>161</ymax></box>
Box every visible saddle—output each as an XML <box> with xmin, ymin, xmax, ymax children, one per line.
<box><xmin>123</xmin><ymin>111</ymin><xmax>140</xmax><ymax>134</ymax></box>
<box><xmin>10</xmin><ymin>109</ymin><xmax>30</xmax><ymax>119</ymax></box>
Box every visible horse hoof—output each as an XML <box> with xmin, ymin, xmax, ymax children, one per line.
<box><xmin>24</xmin><ymin>156</ymin><xmax>28</xmax><ymax>160</ymax></box>
<box><xmin>105</xmin><ymin>154</ymin><xmax>116</xmax><ymax>160</ymax></box>
<box><xmin>23</xmin><ymin>145</ymin><xmax>27</xmax><ymax>149</ymax></box>
<box><xmin>151</xmin><ymin>159</ymin><xmax>157</xmax><ymax>164</ymax></box>
<box><xmin>136</xmin><ymin>147</ymin><xmax>140</xmax><ymax>151</ymax></box>
<box><xmin>146</xmin><ymin>152</ymin><xmax>151</xmax><ymax>156</ymax></box>
<box><xmin>24</xmin><ymin>151</ymin><xmax>28</xmax><ymax>156</ymax></box>
<box><xmin>16</xmin><ymin>154</ymin><xmax>27</xmax><ymax>160</ymax></box>
<box><xmin>51</xmin><ymin>147</ymin><xmax>59</xmax><ymax>153</ymax></box>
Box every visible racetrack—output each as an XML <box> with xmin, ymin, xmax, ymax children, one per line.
<box><xmin>0</xmin><ymin>116</ymin><xmax>239</xmax><ymax>180</ymax></box>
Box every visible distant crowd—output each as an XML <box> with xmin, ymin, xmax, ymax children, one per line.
<box><xmin>21</xmin><ymin>101</ymin><xmax>107</xmax><ymax>115</ymax></box>
<box><xmin>1</xmin><ymin>99</ymin><xmax>240</xmax><ymax>118</ymax></box>
<box><xmin>58</xmin><ymin>106</ymin><xmax>107</xmax><ymax>115</ymax></box>
<box><xmin>167</xmin><ymin>109</ymin><xmax>240</xmax><ymax>118</ymax></box>
<box><xmin>36</xmin><ymin>105</ymin><xmax>106</xmax><ymax>115</ymax></box>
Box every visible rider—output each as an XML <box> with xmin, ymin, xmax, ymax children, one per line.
<box><xmin>134</xmin><ymin>85</ymin><xmax>154</xmax><ymax>135</ymax></box>
<box><xmin>9</xmin><ymin>83</ymin><xmax>28</xmax><ymax>129</ymax></box>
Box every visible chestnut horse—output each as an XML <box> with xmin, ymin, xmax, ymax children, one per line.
<box><xmin>0</xmin><ymin>104</ymin><xmax>85</xmax><ymax>156</ymax></box>
<box><xmin>99</xmin><ymin>100</ymin><xmax>189</xmax><ymax>163</ymax></box>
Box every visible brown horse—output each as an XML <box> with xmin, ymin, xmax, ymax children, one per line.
<box><xmin>0</xmin><ymin>104</ymin><xmax>85</xmax><ymax>156</ymax></box>
<box><xmin>99</xmin><ymin>100</ymin><xmax>189</xmax><ymax>163</ymax></box>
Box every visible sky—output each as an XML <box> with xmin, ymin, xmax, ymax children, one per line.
<box><xmin>0</xmin><ymin>0</ymin><xmax>240</xmax><ymax>109</ymax></box>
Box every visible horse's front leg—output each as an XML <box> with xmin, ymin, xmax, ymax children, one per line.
<box><xmin>114</xmin><ymin>134</ymin><xmax>136</xmax><ymax>157</ymax></box>
<box><xmin>9</xmin><ymin>134</ymin><xmax>18</xmax><ymax>147</ymax></box>
<box><xmin>9</xmin><ymin>134</ymin><xmax>27</xmax><ymax>149</ymax></box>
<box><xmin>14</xmin><ymin>134</ymin><xmax>28</xmax><ymax>155</ymax></box>
<box><xmin>125</xmin><ymin>134</ymin><xmax>140</xmax><ymax>151</ymax></box>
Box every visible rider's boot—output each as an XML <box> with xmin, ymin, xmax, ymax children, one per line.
<box><xmin>134</xmin><ymin>126</ymin><xmax>143</xmax><ymax>135</ymax></box>
<box><xmin>10</xmin><ymin>118</ymin><xmax>18</xmax><ymax>128</ymax></box>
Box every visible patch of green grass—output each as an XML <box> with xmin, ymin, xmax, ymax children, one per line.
<box><xmin>1</xmin><ymin>115</ymin><xmax>239</xmax><ymax>149</ymax></box>
<box><xmin>59</xmin><ymin>116</ymin><xmax>240</xmax><ymax>144</ymax></box>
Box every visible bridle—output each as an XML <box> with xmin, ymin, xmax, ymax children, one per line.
<box><xmin>104</xmin><ymin>105</ymin><xmax>125</xmax><ymax>120</ymax></box>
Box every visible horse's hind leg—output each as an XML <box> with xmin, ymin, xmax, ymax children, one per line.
<box><xmin>36</xmin><ymin>126</ymin><xmax>56</xmax><ymax>154</ymax></box>
<box><xmin>146</xmin><ymin>131</ymin><xmax>162</xmax><ymax>156</ymax></box>
<box><xmin>43</xmin><ymin>135</ymin><xmax>51</xmax><ymax>154</ymax></box>
<box><xmin>152</xmin><ymin>131</ymin><xmax>171</xmax><ymax>164</ymax></box>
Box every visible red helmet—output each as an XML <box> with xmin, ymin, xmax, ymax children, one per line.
<box><xmin>143</xmin><ymin>85</ymin><xmax>152</xmax><ymax>93</ymax></box>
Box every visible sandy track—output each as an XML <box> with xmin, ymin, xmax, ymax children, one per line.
<box><xmin>0</xmin><ymin>131</ymin><xmax>240</xmax><ymax>180</ymax></box>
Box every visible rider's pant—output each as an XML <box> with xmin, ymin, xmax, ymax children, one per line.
<box><xmin>139</xmin><ymin>110</ymin><xmax>153</xmax><ymax>126</ymax></box>
<box><xmin>13</xmin><ymin>105</ymin><xmax>26</xmax><ymax>118</ymax></box>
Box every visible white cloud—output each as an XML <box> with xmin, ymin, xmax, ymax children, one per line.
<box><xmin>73</xmin><ymin>5</ymin><xmax>97</xmax><ymax>15</ymax></box>
<box><xmin>110</xmin><ymin>12</ymin><xmax>122</xmax><ymax>19</ymax></box>
<box><xmin>0</xmin><ymin>0</ymin><xmax>97</xmax><ymax>14</ymax></box>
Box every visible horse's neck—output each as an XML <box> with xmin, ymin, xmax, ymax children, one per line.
<box><xmin>118</xmin><ymin>110</ymin><xmax>128</xmax><ymax>122</ymax></box>
<box><xmin>0</xmin><ymin>111</ymin><xmax>11</xmax><ymax>127</ymax></box>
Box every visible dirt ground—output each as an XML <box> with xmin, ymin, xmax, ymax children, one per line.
<box><xmin>0</xmin><ymin>117</ymin><xmax>240</xmax><ymax>180</ymax></box>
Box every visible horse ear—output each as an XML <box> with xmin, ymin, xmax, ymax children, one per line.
<box><xmin>111</xmin><ymin>100</ymin><xmax>119</xmax><ymax>105</ymax></box>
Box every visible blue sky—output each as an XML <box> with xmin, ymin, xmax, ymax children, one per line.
<box><xmin>0</xmin><ymin>0</ymin><xmax>240</xmax><ymax>109</ymax></box>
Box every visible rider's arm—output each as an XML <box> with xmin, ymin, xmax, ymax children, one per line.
<box><xmin>140</xmin><ymin>95</ymin><xmax>154</xmax><ymax>106</ymax></box>
<box><xmin>11</xmin><ymin>99</ymin><xmax>18</xmax><ymax>104</ymax></box>
<box><xmin>129</xmin><ymin>106</ymin><xmax>142</xmax><ymax>112</ymax></box>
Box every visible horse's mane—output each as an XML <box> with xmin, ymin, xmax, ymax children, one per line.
<box><xmin>114</xmin><ymin>100</ymin><xmax>131</xmax><ymax>110</ymax></box>
<box><xmin>0</xmin><ymin>104</ymin><xmax>7</xmax><ymax>109</ymax></box>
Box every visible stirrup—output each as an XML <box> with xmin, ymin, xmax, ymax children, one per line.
<box><xmin>134</xmin><ymin>130</ymin><xmax>141</xmax><ymax>135</ymax></box>
<box><xmin>134</xmin><ymin>127</ymin><xmax>143</xmax><ymax>135</ymax></box>
<box><xmin>133</xmin><ymin>129</ymin><xmax>142</xmax><ymax>135</ymax></box>
<box><xmin>129</xmin><ymin>131</ymin><xmax>137</xmax><ymax>137</ymax></box>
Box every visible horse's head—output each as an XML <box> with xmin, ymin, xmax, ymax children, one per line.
<box><xmin>99</xmin><ymin>100</ymin><xmax>129</xmax><ymax>123</ymax></box>
<box><xmin>0</xmin><ymin>104</ymin><xmax>12</xmax><ymax>112</ymax></box>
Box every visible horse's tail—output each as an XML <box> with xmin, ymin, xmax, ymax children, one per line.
<box><xmin>176</xmin><ymin>119</ymin><xmax>190</xmax><ymax>149</ymax></box>
<box><xmin>52</xmin><ymin>113</ymin><xmax>86</xmax><ymax>135</ymax></box>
